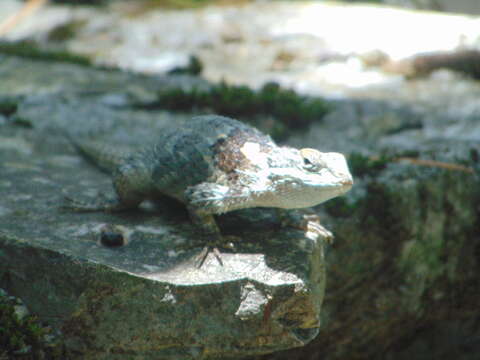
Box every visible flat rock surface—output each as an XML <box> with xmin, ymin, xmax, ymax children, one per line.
<box><xmin>0</xmin><ymin>57</ymin><xmax>326</xmax><ymax>359</ymax></box>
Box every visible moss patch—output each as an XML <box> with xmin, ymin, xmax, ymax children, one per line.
<box><xmin>319</xmin><ymin>156</ymin><xmax>480</xmax><ymax>360</ymax></box>
<box><xmin>167</xmin><ymin>55</ymin><xmax>203</xmax><ymax>76</ymax></box>
<box><xmin>348</xmin><ymin>152</ymin><xmax>391</xmax><ymax>178</ymax></box>
<box><xmin>324</xmin><ymin>197</ymin><xmax>356</xmax><ymax>218</ymax></box>
<box><xmin>0</xmin><ymin>290</ymin><xmax>63</xmax><ymax>358</ymax></box>
<box><xmin>0</xmin><ymin>98</ymin><xmax>18</xmax><ymax>117</ymax></box>
<box><xmin>47</xmin><ymin>20</ymin><xmax>86</xmax><ymax>43</ymax></box>
<box><xmin>142</xmin><ymin>81</ymin><xmax>330</xmax><ymax>139</ymax></box>
<box><xmin>0</xmin><ymin>41</ymin><xmax>92</xmax><ymax>67</ymax></box>
<box><xmin>127</xmin><ymin>0</ymin><xmax>252</xmax><ymax>12</ymax></box>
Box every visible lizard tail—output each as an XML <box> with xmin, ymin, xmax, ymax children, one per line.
<box><xmin>65</xmin><ymin>133</ymin><xmax>130</xmax><ymax>174</ymax></box>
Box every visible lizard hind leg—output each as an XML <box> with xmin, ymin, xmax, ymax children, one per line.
<box><xmin>63</xmin><ymin>174</ymin><xmax>144</xmax><ymax>213</ymax></box>
<box><xmin>63</xmin><ymin>157</ymin><xmax>148</xmax><ymax>212</ymax></box>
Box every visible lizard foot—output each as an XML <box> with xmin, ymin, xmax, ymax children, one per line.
<box><xmin>302</xmin><ymin>214</ymin><xmax>334</xmax><ymax>243</ymax></box>
<box><xmin>193</xmin><ymin>237</ymin><xmax>237</xmax><ymax>268</ymax></box>
<box><xmin>279</xmin><ymin>210</ymin><xmax>334</xmax><ymax>243</ymax></box>
<box><xmin>195</xmin><ymin>246</ymin><xmax>224</xmax><ymax>268</ymax></box>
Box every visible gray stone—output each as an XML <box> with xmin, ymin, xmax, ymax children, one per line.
<box><xmin>385</xmin><ymin>0</ymin><xmax>480</xmax><ymax>14</ymax></box>
<box><xmin>0</xmin><ymin>56</ymin><xmax>326</xmax><ymax>359</ymax></box>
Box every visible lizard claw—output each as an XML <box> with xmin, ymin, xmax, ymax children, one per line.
<box><xmin>195</xmin><ymin>246</ymin><xmax>224</xmax><ymax>268</ymax></box>
<box><xmin>193</xmin><ymin>236</ymin><xmax>239</xmax><ymax>268</ymax></box>
<box><xmin>303</xmin><ymin>215</ymin><xmax>334</xmax><ymax>243</ymax></box>
<box><xmin>279</xmin><ymin>211</ymin><xmax>334</xmax><ymax>243</ymax></box>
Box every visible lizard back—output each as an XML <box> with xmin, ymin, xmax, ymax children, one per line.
<box><xmin>143</xmin><ymin>115</ymin><xmax>275</xmax><ymax>201</ymax></box>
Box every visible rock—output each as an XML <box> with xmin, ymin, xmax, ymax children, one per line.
<box><xmin>252</xmin><ymin>70</ymin><xmax>480</xmax><ymax>360</ymax></box>
<box><xmin>0</xmin><ymin>287</ymin><xmax>61</xmax><ymax>358</ymax></box>
<box><xmin>2</xmin><ymin>0</ymin><xmax>480</xmax><ymax>356</ymax></box>
<box><xmin>2</xmin><ymin>0</ymin><xmax>479</xmax><ymax>94</ymax></box>
<box><xmin>382</xmin><ymin>49</ymin><xmax>480</xmax><ymax>80</ymax></box>
<box><xmin>384</xmin><ymin>0</ymin><xmax>480</xmax><ymax>15</ymax></box>
<box><xmin>0</xmin><ymin>56</ymin><xmax>327</xmax><ymax>359</ymax></box>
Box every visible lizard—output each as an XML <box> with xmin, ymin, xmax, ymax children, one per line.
<box><xmin>64</xmin><ymin>115</ymin><xmax>353</xmax><ymax>266</ymax></box>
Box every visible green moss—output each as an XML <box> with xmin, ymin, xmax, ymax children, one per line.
<box><xmin>449</xmin><ymin>54</ymin><xmax>480</xmax><ymax>80</ymax></box>
<box><xmin>10</xmin><ymin>117</ymin><xmax>33</xmax><ymax>128</ymax></box>
<box><xmin>348</xmin><ymin>152</ymin><xmax>391</xmax><ymax>178</ymax></box>
<box><xmin>345</xmin><ymin>0</ymin><xmax>383</xmax><ymax>3</ymax></box>
<box><xmin>324</xmin><ymin>197</ymin><xmax>356</xmax><ymax>218</ymax></box>
<box><xmin>0</xmin><ymin>98</ymin><xmax>18</xmax><ymax>116</ymax></box>
<box><xmin>47</xmin><ymin>21</ymin><xmax>86</xmax><ymax>42</ymax></box>
<box><xmin>359</xmin><ymin>182</ymin><xmax>406</xmax><ymax>241</ymax></box>
<box><xmin>470</xmin><ymin>147</ymin><xmax>479</xmax><ymax>164</ymax></box>
<box><xmin>168</xmin><ymin>55</ymin><xmax>203</xmax><ymax>76</ymax></box>
<box><xmin>318</xmin><ymin>156</ymin><xmax>480</xmax><ymax>359</ymax></box>
<box><xmin>0</xmin><ymin>291</ymin><xmax>62</xmax><ymax>358</ymax></box>
<box><xmin>50</xmin><ymin>0</ymin><xmax>106</xmax><ymax>5</ymax></box>
<box><xmin>149</xmin><ymin>81</ymin><xmax>330</xmax><ymax>139</ymax></box>
<box><xmin>0</xmin><ymin>41</ymin><xmax>92</xmax><ymax>67</ymax></box>
<box><xmin>148</xmin><ymin>0</ymin><xmax>216</xmax><ymax>9</ymax></box>
<box><xmin>329</xmin><ymin>179</ymin><xmax>408</xmax><ymax>248</ymax></box>
<box><xmin>130</xmin><ymin>0</ymin><xmax>246</xmax><ymax>11</ymax></box>
<box><xmin>331</xmin><ymin>181</ymin><xmax>408</xmax><ymax>256</ymax></box>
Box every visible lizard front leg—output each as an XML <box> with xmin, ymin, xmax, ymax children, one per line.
<box><xmin>186</xmin><ymin>206</ymin><xmax>226</xmax><ymax>267</ymax></box>
<box><xmin>185</xmin><ymin>182</ymin><xmax>254</xmax><ymax>214</ymax></box>
<box><xmin>185</xmin><ymin>182</ymin><xmax>253</xmax><ymax>267</ymax></box>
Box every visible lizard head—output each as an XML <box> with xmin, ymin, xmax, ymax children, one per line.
<box><xmin>265</xmin><ymin>147</ymin><xmax>353</xmax><ymax>209</ymax></box>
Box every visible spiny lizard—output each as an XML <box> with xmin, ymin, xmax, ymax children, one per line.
<box><xmin>65</xmin><ymin>115</ymin><xmax>353</xmax><ymax>265</ymax></box>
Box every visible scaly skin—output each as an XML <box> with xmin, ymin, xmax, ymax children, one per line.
<box><xmin>65</xmin><ymin>115</ymin><xmax>353</xmax><ymax>266</ymax></box>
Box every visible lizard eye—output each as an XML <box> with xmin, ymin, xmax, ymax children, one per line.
<box><xmin>302</xmin><ymin>155</ymin><xmax>320</xmax><ymax>172</ymax></box>
<box><xmin>300</xmin><ymin>148</ymin><xmax>323</xmax><ymax>172</ymax></box>
<box><xmin>303</xmin><ymin>157</ymin><xmax>312</xmax><ymax>166</ymax></box>
<box><xmin>303</xmin><ymin>158</ymin><xmax>317</xmax><ymax>170</ymax></box>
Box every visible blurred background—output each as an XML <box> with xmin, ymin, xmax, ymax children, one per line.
<box><xmin>1</xmin><ymin>0</ymin><xmax>480</xmax><ymax>100</ymax></box>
